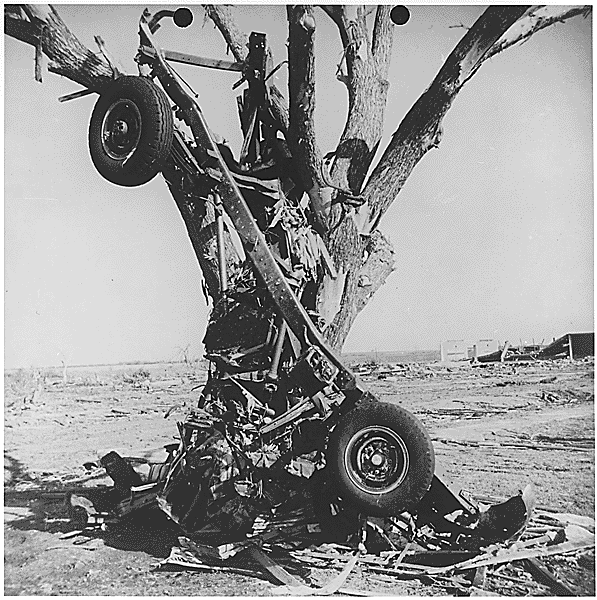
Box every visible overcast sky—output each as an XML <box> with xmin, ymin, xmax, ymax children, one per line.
<box><xmin>4</xmin><ymin>4</ymin><xmax>593</xmax><ymax>368</ymax></box>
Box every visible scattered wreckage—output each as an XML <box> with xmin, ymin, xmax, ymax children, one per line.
<box><xmin>64</xmin><ymin>8</ymin><xmax>593</xmax><ymax>593</ymax></box>
<box><xmin>476</xmin><ymin>334</ymin><xmax>595</xmax><ymax>363</ymax></box>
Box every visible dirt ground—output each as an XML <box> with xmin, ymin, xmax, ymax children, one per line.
<box><xmin>4</xmin><ymin>357</ymin><xmax>595</xmax><ymax>596</ymax></box>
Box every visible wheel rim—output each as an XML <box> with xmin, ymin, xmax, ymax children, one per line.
<box><xmin>343</xmin><ymin>426</ymin><xmax>409</xmax><ymax>495</ymax></box>
<box><xmin>101</xmin><ymin>99</ymin><xmax>142</xmax><ymax>161</ymax></box>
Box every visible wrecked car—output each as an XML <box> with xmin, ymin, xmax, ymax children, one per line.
<box><xmin>74</xmin><ymin>8</ymin><xmax>531</xmax><ymax>546</ymax></box>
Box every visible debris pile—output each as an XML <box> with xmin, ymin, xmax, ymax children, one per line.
<box><xmin>352</xmin><ymin>362</ymin><xmax>451</xmax><ymax>381</ymax></box>
<box><xmin>477</xmin><ymin>333</ymin><xmax>595</xmax><ymax>363</ymax></box>
<box><xmin>68</xmin><ymin>460</ymin><xmax>595</xmax><ymax>596</ymax></box>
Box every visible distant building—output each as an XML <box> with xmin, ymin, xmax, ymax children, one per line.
<box><xmin>471</xmin><ymin>339</ymin><xmax>499</xmax><ymax>358</ymax></box>
<box><xmin>476</xmin><ymin>333</ymin><xmax>594</xmax><ymax>362</ymax></box>
<box><xmin>539</xmin><ymin>332</ymin><xmax>594</xmax><ymax>360</ymax></box>
<box><xmin>440</xmin><ymin>339</ymin><xmax>499</xmax><ymax>362</ymax></box>
<box><xmin>440</xmin><ymin>340</ymin><xmax>468</xmax><ymax>362</ymax></box>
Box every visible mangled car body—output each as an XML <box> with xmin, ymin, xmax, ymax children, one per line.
<box><xmin>74</xmin><ymin>8</ymin><xmax>532</xmax><ymax>547</ymax></box>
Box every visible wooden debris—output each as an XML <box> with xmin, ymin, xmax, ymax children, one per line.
<box><xmin>34</xmin><ymin>28</ymin><xmax>45</xmax><ymax>82</ymax></box>
<box><xmin>77</xmin><ymin>433</ymin><xmax>594</xmax><ymax>595</ymax></box>
<box><xmin>469</xmin><ymin>586</ymin><xmax>501</xmax><ymax>596</ymax></box>
<box><xmin>522</xmin><ymin>557</ymin><xmax>576</xmax><ymax>596</ymax></box>
<box><xmin>246</xmin><ymin>546</ymin><xmax>307</xmax><ymax>588</ymax></box>
<box><xmin>112</xmin><ymin>483</ymin><xmax>162</xmax><ymax>517</ymax></box>
<box><xmin>395</xmin><ymin>541</ymin><xmax>413</xmax><ymax>565</ymax></box>
<box><xmin>551</xmin><ymin>514</ymin><xmax>595</xmax><ymax>533</ymax></box>
<box><xmin>45</xmin><ymin>544</ymin><xmax>97</xmax><ymax>552</ymax></box>
<box><xmin>147</xmin><ymin>492</ymin><xmax>595</xmax><ymax>598</ymax></box>
<box><xmin>158</xmin><ymin>546</ymin><xmax>257</xmax><ymax>576</ymax></box>
<box><xmin>472</xmin><ymin>565</ymin><xmax>487</xmax><ymax>588</ymax></box>
<box><xmin>58</xmin><ymin>87</ymin><xmax>96</xmax><ymax>102</ymax></box>
<box><xmin>59</xmin><ymin>529</ymin><xmax>86</xmax><ymax>540</ymax></box>
<box><xmin>250</xmin><ymin>545</ymin><xmax>363</xmax><ymax>596</ymax></box>
<box><xmin>487</xmin><ymin>570</ymin><xmax>533</xmax><ymax>586</ymax></box>
<box><xmin>441</xmin><ymin>538</ymin><xmax>595</xmax><ymax>574</ymax></box>
<box><xmin>290</xmin><ymin>551</ymin><xmax>360</xmax><ymax>596</ymax></box>
<box><xmin>433</xmin><ymin>437</ymin><xmax>594</xmax><ymax>452</ymax></box>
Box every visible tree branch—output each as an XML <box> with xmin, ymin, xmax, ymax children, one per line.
<box><xmin>4</xmin><ymin>4</ymin><xmax>241</xmax><ymax>307</ymax></box>
<box><xmin>485</xmin><ymin>5</ymin><xmax>591</xmax><ymax>65</ymax></box>
<box><xmin>360</xmin><ymin>5</ymin><xmax>532</xmax><ymax>235</ymax></box>
<box><xmin>162</xmin><ymin>159</ymin><xmax>242</xmax><ymax>303</ymax></box>
<box><xmin>448</xmin><ymin>22</ymin><xmax>470</xmax><ymax>31</ymax></box>
<box><xmin>7</xmin><ymin>3</ymin><xmax>588</xmax><ymax>353</ymax></box>
<box><xmin>286</xmin><ymin>5</ymin><xmax>330</xmax><ymax>227</ymax></box>
<box><xmin>316</xmin><ymin>4</ymin><xmax>395</xmax><ymax>349</ymax></box>
<box><xmin>5</xmin><ymin>3</ymin><xmax>116</xmax><ymax>90</ymax></box>
<box><xmin>360</xmin><ymin>5</ymin><xmax>589</xmax><ymax>235</ymax></box>
<box><xmin>371</xmin><ymin>5</ymin><xmax>393</xmax><ymax>69</ymax></box>
<box><xmin>326</xmin><ymin>4</ymin><xmax>393</xmax><ymax>197</ymax></box>
<box><xmin>323</xmin><ymin>229</ymin><xmax>394</xmax><ymax>349</ymax></box>
<box><xmin>203</xmin><ymin>4</ymin><xmax>248</xmax><ymax>62</ymax></box>
<box><xmin>320</xmin><ymin>5</ymin><xmax>349</xmax><ymax>47</ymax></box>
<box><xmin>287</xmin><ymin>5</ymin><xmax>318</xmax><ymax>172</ymax></box>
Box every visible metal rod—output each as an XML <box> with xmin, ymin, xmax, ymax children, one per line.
<box><xmin>58</xmin><ymin>88</ymin><xmax>96</xmax><ymax>103</ymax></box>
<box><xmin>147</xmin><ymin>10</ymin><xmax>174</xmax><ymax>33</ymax></box>
<box><xmin>267</xmin><ymin>320</ymin><xmax>287</xmax><ymax>381</ymax></box>
<box><xmin>214</xmin><ymin>193</ymin><xmax>228</xmax><ymax>294</ymax></box>
<box><xmin>139</xmin><ymin>46</ymin><xmax>243</xmax><ymax>72</ymax></box>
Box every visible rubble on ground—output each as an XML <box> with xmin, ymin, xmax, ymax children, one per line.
<box><xmin>66</xmin><ymin>459</ymin><xmax>594</xmax><ymax>596</ymax></box>
<box><xmin>6</xmin><ymin>354</ymin><xmax>594</xmax><ymax>596</ymax></box>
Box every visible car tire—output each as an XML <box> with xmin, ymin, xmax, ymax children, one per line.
<box><xmin>89</xmin><ymin>76</ymin><xmax>173</xmax><ymax>187</ymax></box>
<box><xmin>328</xmin><ymin>402</ymin><xmax>434</xmax><ymax>517</ymax></box>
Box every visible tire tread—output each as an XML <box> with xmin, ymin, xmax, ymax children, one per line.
<box><xmin>89</xmin><ymin>76</ymin><xmax>173</xmax><ymax>187</ymax></box>
<box><xmin>328</xmin><ymin>402</ymin><xmax>435</xmax><ymax>516</ymax></box>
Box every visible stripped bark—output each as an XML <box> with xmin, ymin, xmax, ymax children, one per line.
<box><xmin>321</xmin><ymin>230</ymin><xmax>395</xmax><ymax>349</ymax></box>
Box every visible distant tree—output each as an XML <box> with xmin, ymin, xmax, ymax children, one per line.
<box><xmin>175</xmin><ymin>344</ymin><xmax>193</xmax><ymax>366</ymax></box>
<box><xmin>5</xmin><ymin>4</ymin><xmax>590</xmax><ymax>351</ymax></box>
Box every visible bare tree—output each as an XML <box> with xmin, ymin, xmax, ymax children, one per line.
<box><xmin>4</xmin><ymin>4</ymin><xmax>590</xmax><ymax>352</ymax></box>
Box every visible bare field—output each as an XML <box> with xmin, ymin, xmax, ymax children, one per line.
<box><xmin>4</xmin><ymin>358</ymin><xmax>595</xmax><ymax>596</ymax></box>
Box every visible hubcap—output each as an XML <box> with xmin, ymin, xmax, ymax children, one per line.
<box><xmin>344</xmin><ymin>426</ymin><xmax>409</xmax><ymax>495</ymax></box>
<box><xmin>101</xmin><ymin>99</ymin><xmax>142</xmax><ymax>160</ymax></box>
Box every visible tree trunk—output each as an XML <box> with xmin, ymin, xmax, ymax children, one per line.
<box><xmin>325</xmin><ymin>5</ymin><xmax>394</xmax><ymax>195</ymax></box>
<box><xmin>321</xmin><ymin>5</ymin><xmax>532</xmax><ymax>349</ymax></box>
<box><xmin>316</xmin><ymin>5</ymin><xmax>396</xmax><ymax>348</ymax></box>
<box><xmin>161</xmin><ymin>159</ymin><xmax>242</xmax><ymax>303</ymax></box>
